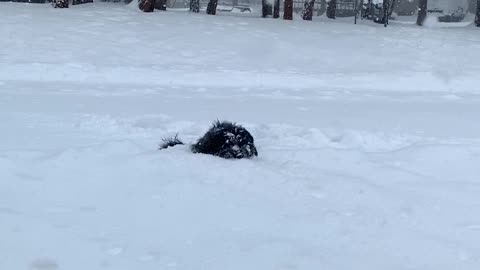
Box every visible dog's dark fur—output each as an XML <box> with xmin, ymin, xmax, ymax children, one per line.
<box><xmin>160</xmin><ymin>134</ymin><xmax>184</xmax><ymax>149</ymax></box>
<box><xmin>159</xmin><ymin>121</ymin><xmax>258</xmax><ymax>159</ymax></box>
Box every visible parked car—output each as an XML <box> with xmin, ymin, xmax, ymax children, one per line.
<box><xmin>427</xmin><ymin>0</ymin><xmax>468</xmax><ymax>22</ymax></box>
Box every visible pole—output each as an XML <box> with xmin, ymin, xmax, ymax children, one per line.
<box><xmin>476</xmin><ymin>0</ymin><xmax>480</xmax><ymax>26</ymax></box>
<box><xmin>354</xmin><ymin>0</ymin><xmax>358</xmax><ymax>24</ymax></box>
<box><xmin>383</xmin><ymin>0</ymin><xmax>389</xmax><ymax>27</ymax></box>
<box><xmin>417</xmin><ymin>0</ymin><xmax>428</xmax><ymax>26</ymax></box>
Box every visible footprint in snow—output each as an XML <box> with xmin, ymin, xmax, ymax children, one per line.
<box><xmin>29</xmin><ymin>258</ymin><xmax>58</xmax><ymax>270</ymax></box>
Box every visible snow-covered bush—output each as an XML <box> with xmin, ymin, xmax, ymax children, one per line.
<box><xmin>52</xmin><ymin>0</ymin><xmax>69</xmax><ymax>8</ymax></box>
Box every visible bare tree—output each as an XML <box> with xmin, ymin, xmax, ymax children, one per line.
<box><xmin>416</xmin><ymin>0</ymin><xmax>427</xmax><ymax>26</ymax></box>
<box><xmin>326</xmin><ymin>0</ymin><xmax>336</xmax><ymax>19</ymax></box>
<box><xmin>273</xmin><ymin>0</ymin><xmax>280</xmax><ymax>18</ymax></box>
<box><xmin>206</xmin><ymin>0</ymin><xmax>218</xmax><ymax>14</ymax></box>
<box><xmin>302</xmin><ymin>0</ymin><xmax>315</xmax><ymax>20</ymax></box>
<box><xmin>476</xmin><ymin>0</ymin><xmax>480</xmax><ymax>26</ymax></box>
<box><xmin>190</xmin><ymin>0</ymin><xmax>200</xmax><ymax>13</ymax></box>
<box><xmin>284</xmin><ymin>0</ymin><xmax>293</xmax><ymax>20</ymax></box>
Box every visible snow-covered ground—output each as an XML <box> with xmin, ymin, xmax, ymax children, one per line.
<box><xmin>1</xmin><ymin>2</ymin><xmax>480</xmax><ymax>270</ymax></box>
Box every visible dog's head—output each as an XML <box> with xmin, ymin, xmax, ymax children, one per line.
<box><xmin>218</xmin><ymin>126</ymin><xmax>258</xmax><ymax>159</ymax></box>
<box><xmin>193</xmin><ymin>121</ymin><xmax>258</xmax><ymax>159</ymax></box>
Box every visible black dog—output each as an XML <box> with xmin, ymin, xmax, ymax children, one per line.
<box><xmin>160</xmin><ymin>121</ymin><xmax>258</xmax><ymax>159</ymax></box>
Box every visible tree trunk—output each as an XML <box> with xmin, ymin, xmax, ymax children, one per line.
<box><xmin>382</xmin><ymin>0</ymin><xmax>389</xmax><ymax>26</ymax></box>
<box><xmin>273</xmin><ymin>0</ymin><xmax>280</xmax><ymax>18</ymax></box>
<box><xmin>283</xmin><ymin>0</ymin><xmax>293</xmax><ymax>20</ymax></box>
<box><xmin>206</xmin><ymin>0</ymin><xmax>218</xmax><ymax>14</ymax></box>
<box><xmin>302</xmin><ymin>0</ymin><xmax>315</xmax><ymax>20</ymax></box>
<box><xmin>190</xmin><ymin>0</ymin><xmax>200</xmax><ymax>13</ymax></box>
<box><xmin>139</xmin><ymin>0</ymin><xmax>155</xmax><ymax>12</ymax></box>
<box><xmin>326</xmin><ymin>0</ymin><xmax>336</xmax><ymax>19</ymax></box>
<box><xmin>416</xmin><ymin>0</ymin><xmax>427</xmax><ymax>26</ymax></box>
<box><xmin>262</xmin><ymin>0</ymin><xmax>272</xmax><ymax>17</ymax></box>
<box><xmin>476</xmin><ymin>0</ymin><xmax>480</xmax><ymax>26</ymax></box>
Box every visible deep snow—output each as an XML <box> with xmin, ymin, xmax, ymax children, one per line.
<box><xmin>1</xmin><ymin>2</ymin><xmax>480</xmax><ymax>270</ymax></box>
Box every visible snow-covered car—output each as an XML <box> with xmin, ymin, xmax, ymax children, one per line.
<box><xmin>216</xmin><ymin>4</ymin><xmax>252</xmax><ymax>12</ymax></box>
<box><xmin>428</xmin><ymin>7</ymin><xmax>467</xmax><ymax>22</ymax></box>
<box><xmin>427</xmin><ymin>0</ymin><xmax>468</xmax><ymax>22</ymax></box>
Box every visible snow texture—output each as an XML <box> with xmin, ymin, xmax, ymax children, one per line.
<box><xmin>1</xmin><ymin>2</ymin><xmax>480</xmax><ymax>270</ymax></box>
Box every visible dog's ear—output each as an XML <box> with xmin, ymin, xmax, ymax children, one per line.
<box><xmin>212</xmin><ymin>119</ymin><xmax>222</xmax><ymax>128</ymax></box>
